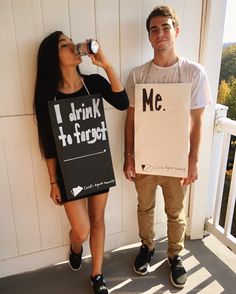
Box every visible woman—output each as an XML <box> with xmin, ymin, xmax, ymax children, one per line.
<box><xmin>34</xmin><ymin>31</ymin><xmax>128</xmax><ymax>294</ymax></box>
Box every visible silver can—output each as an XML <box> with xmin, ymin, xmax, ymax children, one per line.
<box><xmin>75</xmin><ymin>39</ymin><xmax>99</xmax><ymax>56</ymax></box>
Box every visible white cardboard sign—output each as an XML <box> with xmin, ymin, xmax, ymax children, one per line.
<box><xmin>135</xmin><ymin>83</ymin><xmax>191</xmax><ymax>178</ymax></box>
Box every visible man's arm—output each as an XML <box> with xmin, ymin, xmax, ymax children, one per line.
<box><xmin>123</xmin><ymin>107</ymin><xmax>136</xmax><ymax>181</ymax></box>
<box><xmin>182</xmin><ymin>107</ymin><xmax>204</xmax><ymax>185</ymax></box>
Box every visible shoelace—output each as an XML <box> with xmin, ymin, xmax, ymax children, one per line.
<box><xmin>172</xmin><ymin>257</ymin><xmax>183</xmax><ymax>268</ymax></box>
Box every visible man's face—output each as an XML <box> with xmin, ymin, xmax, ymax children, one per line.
<box><xmin>148</xmin><ymin>16</ymin><xmax>179</xmax><ymax>53</ymax></box>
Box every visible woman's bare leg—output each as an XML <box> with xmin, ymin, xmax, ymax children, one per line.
<box><xmin>64</xmin><ymin>198</ymin><xmax>89</xmax><ymax>253</ymax></box>
<box><xmin>88</xmin><ymin>192</ymin><xmax>108</xmax><ymax>276</ymax></box>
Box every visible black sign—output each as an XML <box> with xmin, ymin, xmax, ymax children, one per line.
<box><xmin>48</xmin><ymin>94</ymin><xmax>116</xmax><ymax>201</ymax></box>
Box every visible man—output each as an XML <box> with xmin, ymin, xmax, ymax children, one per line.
<box><xmin>123</xmin><ymin>5</ymin><xmax>212</xmax><ymax>288</ymax></box>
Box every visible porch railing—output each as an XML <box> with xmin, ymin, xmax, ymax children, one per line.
<box><xmin>206</xmin><ymin>104</ymin><xmax>236</xmax><ymax>254</ymax></box>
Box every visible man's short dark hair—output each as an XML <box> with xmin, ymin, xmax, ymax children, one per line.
<box><xmin>146</xmin><ymin>5</ymin><xmax>179</xmax><ymax>32</ymax></box>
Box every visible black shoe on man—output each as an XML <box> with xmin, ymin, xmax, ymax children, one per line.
<box><xmin>91</xmin><ymin>274</ymin><xmax>109</xmax><ymax>294</ymax></box>
<box><xmin>134</xmin><ymin>244</ymin><xmax>155</xmax><ymax>275</ymax></box>
<box><xmin>168</xmin><ymin>255</ymin><xmax>187</xmax><ymax>288</ymax></box>
<box><xmin>69</xmin><ymin>245</ymin><xmax>83</xmax><ymax>271</ymax></box>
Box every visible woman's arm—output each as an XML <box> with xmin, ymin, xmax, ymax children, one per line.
<box><xmin>89</xmin><ymin>47</ymin><xmax>124</xmax><ymax>92</ymax></box>
<box><xmin>88</xmin><ymin>45</ymin><xmax>129</xmax><ymax>110</ymax></box>
<box><xmin>46</xmin><ymin>158</ymin><xmax>62</xmax><ymax>205</ymax></box>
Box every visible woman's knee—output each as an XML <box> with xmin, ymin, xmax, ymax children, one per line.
<box><xmin>71</xmin><ymin>225</ymin><xmax>90</xmax><ymax>243</ymax></box>
<box><xmin>90</xmin><ymin>215</ymin><xmax>105</xmax><ymax>228</ymax></box>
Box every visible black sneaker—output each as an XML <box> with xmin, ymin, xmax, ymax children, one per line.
<box><xmin>91</xmin><ymin>274</ymin><xmax>109</xmax><ymax>294</ymax></box>
<box><xmin>168</xmin><ymin>255</ymin><xmax>187</xmax><ymax>288</ymax></box>
<box><xmin>69</xmin><ymin>245</ymin><xmax>83</xmax><ymax>271</ymax></box>
<box><xmin>134</xmin><ymin>244</ymin><xmax>155</xmax><ymax>275</ymax></box>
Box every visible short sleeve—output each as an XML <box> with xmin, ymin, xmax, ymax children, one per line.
<box><xmin>190</xmin><ymin>66</ymin><xmax>212</xmax><ymax>109</ymax></box>
<box><xmin>125</xmin><ymin>70</ymin><xmax>136</xmax><ymax>108</ymax></box>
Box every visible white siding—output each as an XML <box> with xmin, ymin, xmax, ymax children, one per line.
<box><xmin>69</xmin><ymin>0</ymin><xmax>97</xmax><ymax>74</ymax></box>
<box><xmin>0</xmin><ymin>0</ymin><xmax>204</xmax><ymax>277</ymax></box>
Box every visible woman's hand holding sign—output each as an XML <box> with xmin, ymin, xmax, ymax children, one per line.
<box><xmin>50</xmin><ymin>182</ymin><xmax>63</xmax><ymax>205</ymax></box>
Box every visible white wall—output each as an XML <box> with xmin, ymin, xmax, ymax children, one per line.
<box><xmin>0</xmin><ymin>0</ymin><xmax>205</xmax><ymax>277</ymax></box>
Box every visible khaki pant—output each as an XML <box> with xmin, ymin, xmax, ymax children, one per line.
<box><xmin>134</xmin><ymin>174</ymin><xmax>186</xmax><ymax>258</ymax></box>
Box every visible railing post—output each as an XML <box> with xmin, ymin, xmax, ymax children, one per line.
<box><xmin>187</xmin><ymin>104</ymin><xmax>228</xmax><ymax>239</ymax></box>
<box><xmin>205</xmin><ymin>105</ymin><xmax>236</xmax><ymax>253</ymax></box>
<box><xmin>207</xmin><ymin>104</ymin><xmax>228</xmax><ymax>219</ymax></box>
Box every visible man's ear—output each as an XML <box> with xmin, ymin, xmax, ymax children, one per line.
<box><xmin>175</xmin><ymin>26</ymin><xmax>180</xmax><ymax>37</ymax></box>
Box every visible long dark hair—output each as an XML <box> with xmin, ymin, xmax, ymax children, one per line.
<box><xmin>33</xmin><ymin>31</ymin><xmax>81</xmax><ymax>156</ymax></box>
<box><xmin>35</xmin><ymin>31</ymin><xmax>63</xmax><ymax>102</ymax></box>
<box><xmin>33</xmin><ymin>31</ymin><xmax>63</xmax><ymax>156</ymax></box>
